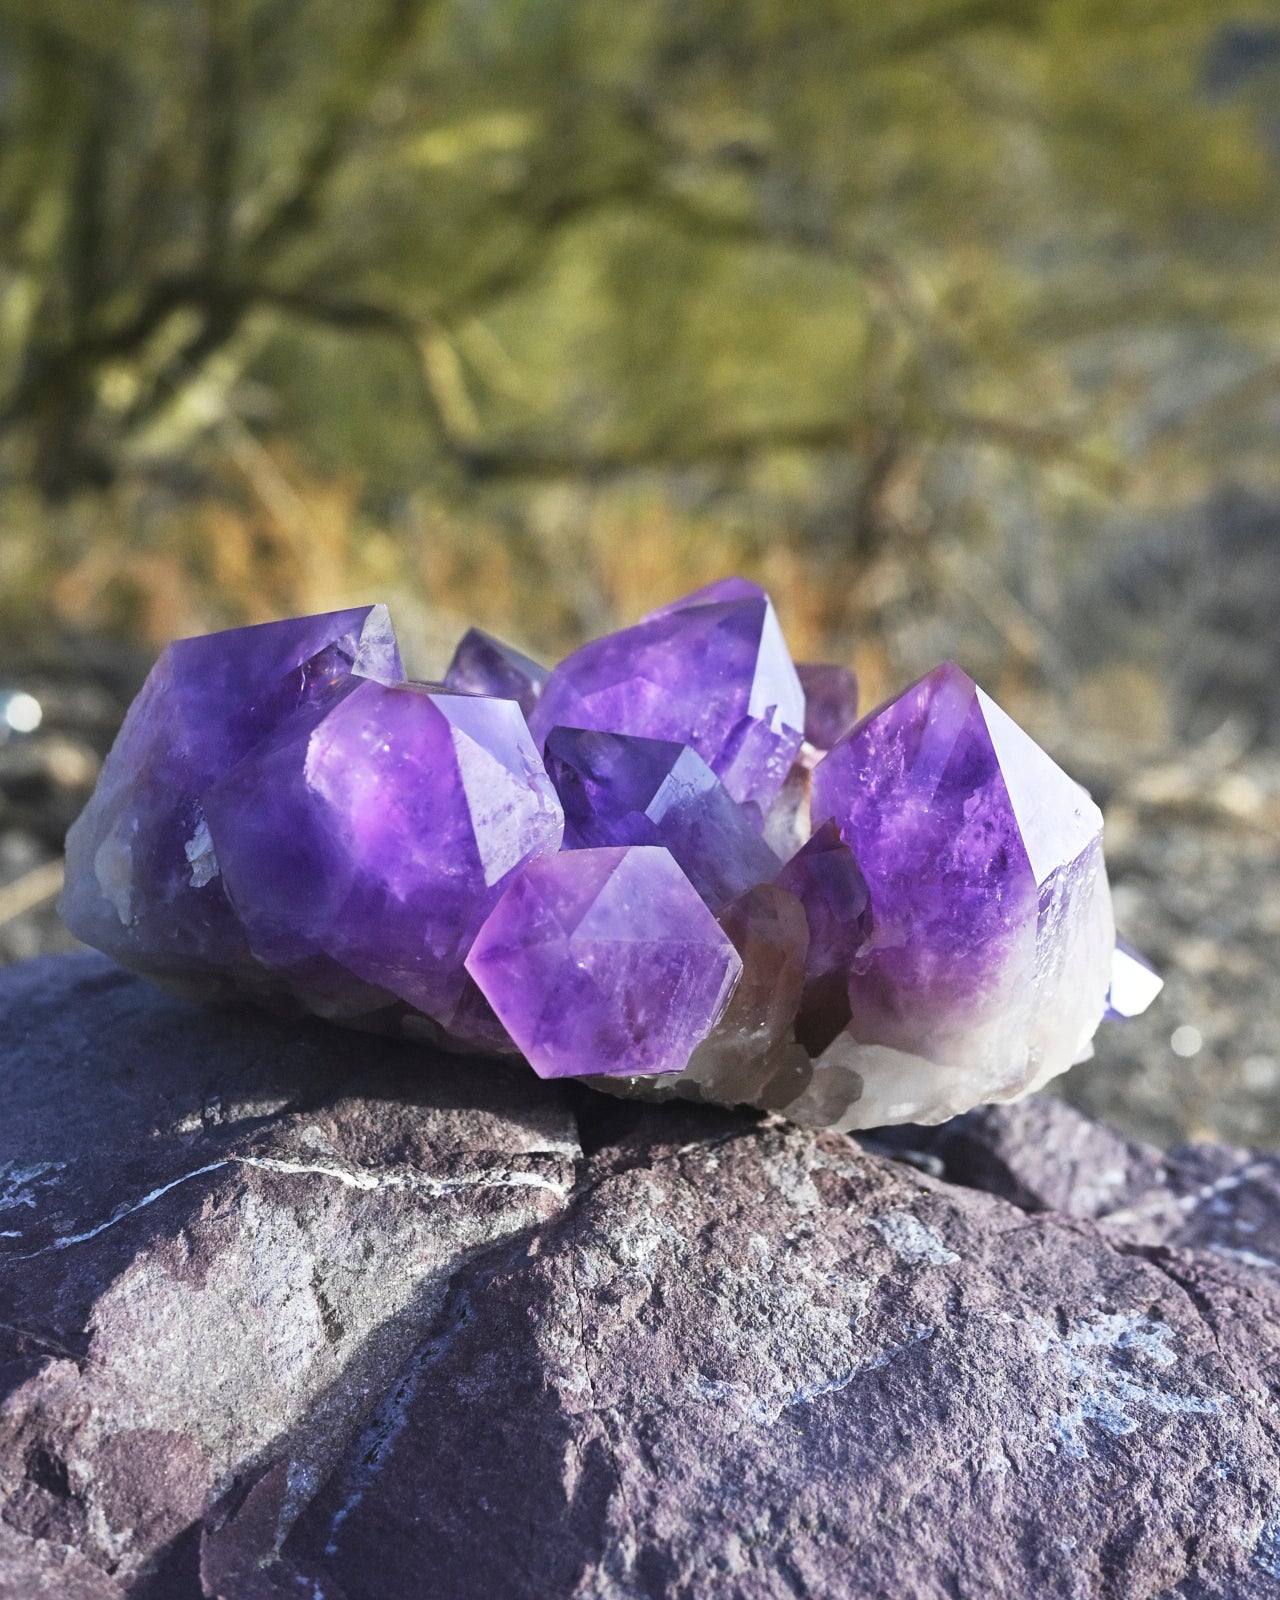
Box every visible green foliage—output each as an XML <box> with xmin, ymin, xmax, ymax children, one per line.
<box><xmin>0</xmin><ymin>0</ymin><xmax>1277</xmax><ymax>669</ymax></box>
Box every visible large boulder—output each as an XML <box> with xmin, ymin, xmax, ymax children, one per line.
<box><xmin>1</xmin><ymin>953</ymin><xmax>1278</xmax><ymax>1599</ymax></box>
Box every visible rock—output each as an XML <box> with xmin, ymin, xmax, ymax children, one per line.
<box><xmin>2</xmin><ymin>954</ymin><xmax>1280</xmax><ymax>1599</ymax></box>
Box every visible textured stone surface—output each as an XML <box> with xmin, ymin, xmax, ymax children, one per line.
<box><xmin>2</xmin><ymin>954</ymin><xmax>1279</xmax><ymax>1599</ymax></box>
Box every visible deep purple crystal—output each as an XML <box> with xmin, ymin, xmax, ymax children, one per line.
<box><xmin>796</xmin><ymin>662</ymin><xmax>859</xmax><ymax>750</ymax></box>
<box><xmin>444</xmin><ymin>627</ymin><xmax>549</xmax><ymax>719</ymax></box>
<box><xmin>543</xmin><ymin>725</ymin><xmax>780</xmax><ymax>910</ymax></box>
<box><xmin>465</xmin><ymin>845</ymin><xmax>742</xmax><ymax>1079</ymax></box>
<box><xmin>528</xmin><ymin>580</ymin><xmax>805</xmax><ymax>819</ymax></box>
<box><xmin>202</xmin><ymin>681</ymin><xmax>564</xmax><ymax>1022</ymax></box>
<box><xmin>776</xmin><ymin>819</ymin><xmax>873</xmax><ymax>1053</ymax></box>
<box><xmin>61</xmin><ymin>606</ymin><xmax>402</xmax><ymax>976</ymax></box>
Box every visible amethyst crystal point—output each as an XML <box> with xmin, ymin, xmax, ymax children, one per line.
<box><xmin>806</xmin><ymin>662</ymin><xmax>1113</xmax><ymax>1126</ymax></box>
<box><xmin>60</xmin><ymin>606</ymin><xmax>403</xmax><ymax>980</ymax></box>
<box><xmin>444</xmin><ymin>627</ymin><xmax>549</xmax><ymax>719</ymax></box>
<box><xmin>796</xmin><ymin>662</ymin><xmax>859</xmax><ymax>751</ymax></box>
<box><xmin>527</xmin><ymin>581</ymin><xmax>805</xmax><ymax>818</ymax></box>
<box><xmin>204</xmin><ymin>681</ymin><xmax>564</xmax><ymax>1022</ymax></box>
<box><xmin>544</xmin><ymin>725</ymin><xmax>780</xmax><ymax>909</ymax></box>
<box><xmin>1105</xmin><ymin>938</ymin><xmax>1164</xmax><ymax>1020</ymax></box>
<box><xmin>464</xmin><ymin>845</ymin><xmax>743</xmax><ymax>1079</ymax></box>
<box><xmin>776</xmin><ymin>820</ymin><xmax>873</xmax><ymax>1054</ymax></box>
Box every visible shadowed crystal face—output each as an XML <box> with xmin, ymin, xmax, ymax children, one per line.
<box><xmin>808</xmin><ymin>662</ymin><xmax>1113</xmax><ymax>1118</ymax></box>
<box><xmin>796</xmin><ymin>662</ymin><xmax>859</xmax><ymax>751</ymax></box>
<box><xmin>544</xmin><ymin>725</ymin><xmax>780</xmax><ymax>910</ymax></box>
<box><xmin>464</xmin><ymin>845</ymin><xmax>743</xmax><ymax>1079</ymax></box>
<box><xmin>203</xmin><ymin>682</ymin><xmax>564</xmax><ymax>1022</ymax></box>
<box><xmin>528</xmin><ymin>581</ymin><xmax>805</xmax><ymax>819</ymax></box>
<box><xmin>60</xmin><ymin>606</ymin><xmax>403</xmax><ymax>976</ymax></box>
<box><xmin>444</xmin><ymin>628</ymin><xmax>549</xmax><ymax>719</ymax></box>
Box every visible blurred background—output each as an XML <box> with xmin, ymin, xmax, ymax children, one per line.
<box><xmin>0</xmin><ymin>0</ymin><xmax>1277</xmax><ymax>1149</ymax></box>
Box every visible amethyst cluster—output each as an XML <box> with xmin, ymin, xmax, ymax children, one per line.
<box><xmin>60</xmin><ymin>581</ymin><xmax>1159</xmax><ymax>1129</ymax></box>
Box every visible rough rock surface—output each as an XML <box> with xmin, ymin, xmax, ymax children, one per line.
<box><xmin>2</xmin><ymin>955</ymin><xmax>1280</xmax><ymax>1599</ymax></box>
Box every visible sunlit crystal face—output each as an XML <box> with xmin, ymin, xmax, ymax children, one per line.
<box><xmin>528</xmin><ymin>584</ymin><xmax>805</xmax><ymax>818</ymax></box>
<box><xmin>464</xmin><ymin>845</ymin><xmax>743</xmax><ymax>1079</ymax></box>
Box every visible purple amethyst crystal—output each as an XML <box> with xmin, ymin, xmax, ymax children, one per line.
<box><xmin>543</xmin><ymin>725</ymin><xmax>780</xmax><ymax>910</ymax></box>
<box><xmin>796</xmin><ymin>662</ymin><xmax>859</xmax><ymax>751</ymax></box>
<box><xmin>60</xmin><ymin>589</ymin><xmax>1159</xmax><ymax>1129</ymax></box>
<box><xmin>807</xmin><ymin>662</ymin><xmax>1114</xmax><ymax>1123</ymax></box>
<box><xmin>464</xmin><ymin>845</ymin><xmax>742</xmax><ymax>1079</ymax></box>
<box><xmin>528</xmin><ymin>580</ymin><xmax>805</xmax><ymax>819</ymax></box>
<box><xmin>444</xmin><ymin>628</ymin><xmax>549</xmax><ymax>719</ymax></box>
<box><xmin>202</xmin><ymin>681</ymin><xmax>564</xmax><ymax>1024</ymax></box>
<box><xmin>61</xmin><ymin>606</ymin><xmax>402</xmax><ymax>980</ymax></box>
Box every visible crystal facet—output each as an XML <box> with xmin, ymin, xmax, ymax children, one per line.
<box><xmin>61</xmin><ymin>584</ymin><xmax>1156</xmax><ymax>1130</ymax></box>
<box><xmin>528</xmin><ymin>583</ymin><xmax>805</xmax><ymax>818</ymax></box>
<box><xmin>464</xmin><ymin>845</ymin><xmax>743</xmax><ymax>1079</ymax></box>
<box><xmin>444</xmin><ymin>627</ymin><xmax>549</xmax><ymax>718</ymax></box>
<box><xmin>544</xmin><ymin>725</ymin><xmax>780</xmax><ymax>910</ymax></box>
<box><xmin>796</xmin><ymin>662</ymin><xmax>859</xmax><ymax>751</ymax></box>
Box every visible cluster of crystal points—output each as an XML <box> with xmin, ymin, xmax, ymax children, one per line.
<box><xmin>60</xmin><ymin>580</ymin><xmax>1160</xmax><ymax>1129</ymax></box>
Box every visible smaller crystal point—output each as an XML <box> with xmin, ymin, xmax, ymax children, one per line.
<box><xmin>444</xmin><ymin>628</ymin><xmax>549</xmax><ymax>718</ymax></box>
<box><xmin>796</xmin><ymin>662</ymin><xmax>859</xmax><ymax>750</ymax></box>
<box><xmin>544</xmin><ymin>725</ymin><xmax>780</xmax><ymax>909</ymax></box>
<box><xmin>528</xmin><ymin>579</ymin><xmax>805</xmax><ymax>817</ymax></box>
<box><xmin>1105</xmin><ymin>938</ymin><xmax>1163</xmax><ymax>1020</ymax></box>
<box><xmin>464</xmin><ymin>845</ymin><xmax>743</xmax><ymax>1079</ymax></box>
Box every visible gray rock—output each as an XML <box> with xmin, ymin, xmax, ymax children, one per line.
<box><xmin>2</xmin><ymin>954</ymin><xmax>1280</xmax><ymax>1598</ymax></box>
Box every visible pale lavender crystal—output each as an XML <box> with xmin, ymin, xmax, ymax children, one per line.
<box><xmin>796</xmin><ymin>662</ymin><xmax>859</xmax><ymax>750</ymax></box>
<box><xmin>543</xmin><ymin>725</ymin><xmax>780</xmax><ymax>910</ymax></box>
<box><xmin>807</xmin><ymin>662</ymin><xmax>1113</xmax><ymax>1124</ymax></box>
<box><xmin>444</xmin><ymin>627</ymin><xmax>549</xmax><ymax>718</ymax></box>
<box><xmin>202</xmin><ymin>682</ymin><xmax>564</xmax><ymax>1023</ymax></box>
<box><xmin>61</xmin><ymin>606</ymin><xmax>402</xmax><ymax>980</ymax></box>
<box><xmin>528</xmin><ymin>580</ymin><xmax>805</xmax><ymax>819</ymax></box>
<box><xmin>1105</xmin><ymin>938</ymin><xmax>1163</xmax><ymax>1020</ymax></box>
<box><xmin>464</xmin><ymin>845</ymin><xmax>742</xmax><ymax>1079</ymax></box>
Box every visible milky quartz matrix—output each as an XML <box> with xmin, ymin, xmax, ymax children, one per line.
<box><xmin>61</xmin><ymin>582</ymin><xmax>1161</xmax><ymax>1129</ymax></box>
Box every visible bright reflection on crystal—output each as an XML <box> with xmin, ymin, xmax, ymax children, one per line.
<box><xmin>59</xmin><ymin>586</ymin><xmax>1157</xmax><ymax>1128</ymax></box>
